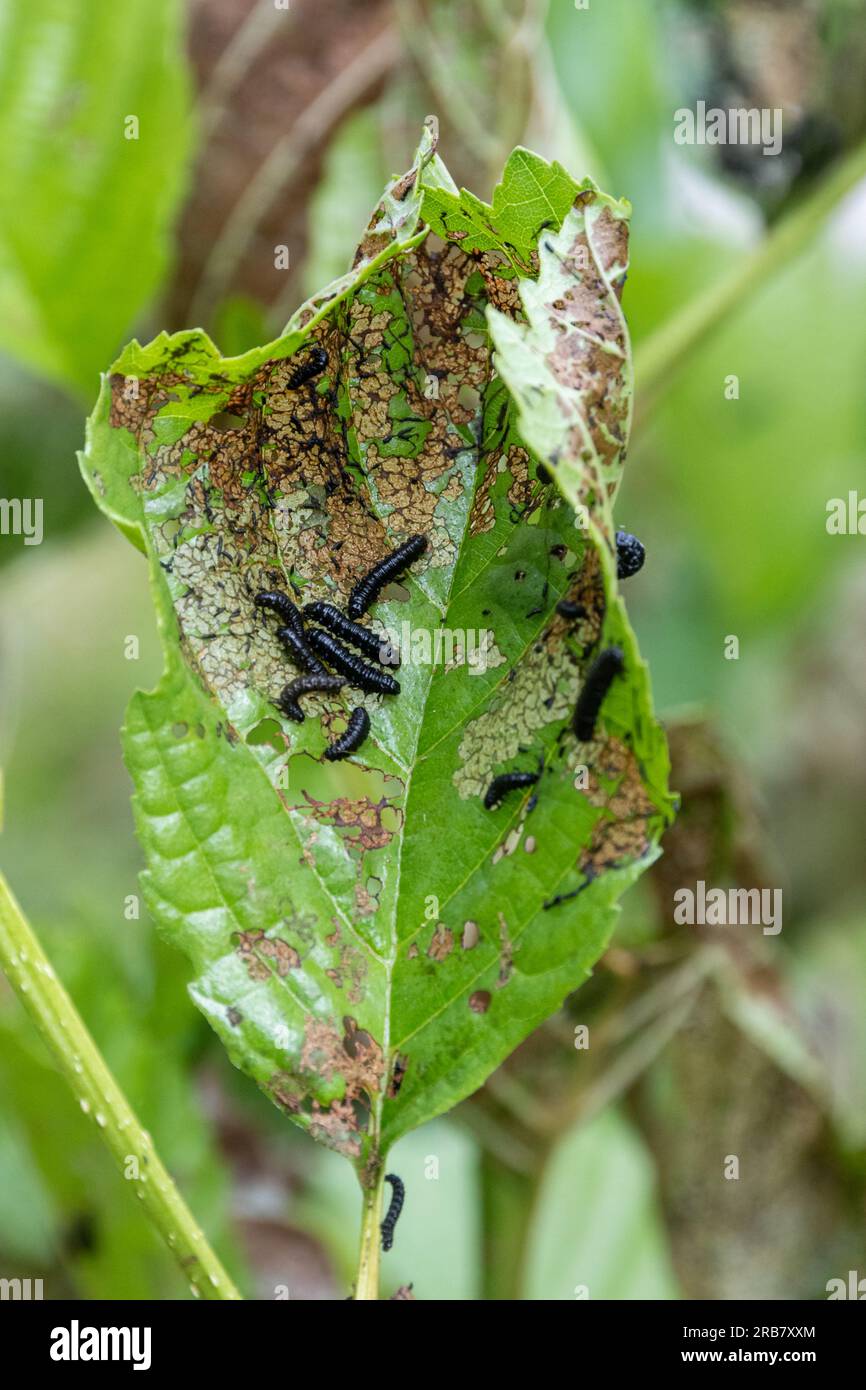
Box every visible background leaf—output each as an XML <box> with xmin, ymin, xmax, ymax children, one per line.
<box><xmin>525</xmin><ymin>1107</ymin><xmax>681</xmax><ymax>1301</ymax></box>
<box><xmin>0</xmin><ymin>0</ymin><xmax>192</xmax><ymax>395</ymax></box>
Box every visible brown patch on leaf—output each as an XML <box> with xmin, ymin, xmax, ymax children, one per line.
<box><xmin>578</xmin><ymin>735</ymin><xmax>658</xmax><ymax>877</ymax></box>
<box><xmin>388</xmin><ymin>1053</ymin><xmax>409</xmax><ymax>1098</ymax></box>
<box><xmin>354</xmin><ymin>882</ymin><xmax>379</xmax><ymax>919</ymax></box>
<box><xmin>301</xmin><ymin>1017</ymin><xmax>384</xmax><ymax>1101</ymax></box>
<box><xmin>496</xmin><ymin>912</ymin><xmax>514</xmax><ymax>988</ymax></box>
<box><xmin>462</xmin><ymin>920</ymin><xmax>480</xmax><ymax>950</ymax></box>
<box><xmin>542</xmin><ymin>209</ymin><xmax>630</xmax><ymax>535</ymax></box>
<box><xmin>321</xmin><ymin>925</ymin><xmax>368</xmax><ymax>1005</ymax></box>
<box><xmin>505</xmin><ymin>447</ymin><xmax>534</xmax><ymax>513</ymax></box>
<box><xmin>469</xmin><ymin>990</ymin><xmax>492</xmax><ymax>1014</ymax></box>
<box><xmin>267</xmin><ymin>1016</ymin><xmax>386</xmax><ymax>1160</ymax></box>
<box><xmin>234</xmin><ymin>929</ymin><xmax>301</xmax><ymax>981</ymax></box>
<box><xmin>427</xmin><ymin>923</ymin><xmax>454</xmax><ymax>961</ymax></box>
<box><xmin>302</xmin><ymin>792</ymin><xmax>397</xmax><ymax>853</ymax></box>
<box><xmin>270</xmin><ymin>1075</ymin><xmax>302</xmax><ymax>1113</ymax></box>
<box><xmin>309</xmin><ymin>1099</ymin><xmax>362</xmax><ymax>1158</ymax></box>
<box><xmin>468</xmin><ymin>454</ymin><xmax>499</xmax><ymax>535</ymax></box>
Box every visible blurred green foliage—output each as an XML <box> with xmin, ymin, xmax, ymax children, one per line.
<box><xmin>1</xmin><ymin>0</ymin><xmax>865</xmax><ymax>1299</ymax></box>
<box><xmin>0</xmin><ymin>0</ymin><xmax>193</xmax><ymax>396</ymax></box>
<box><xmin>0</xmin><ymin>530</ymin><xmax>246</xmax><ymax>1296</ymax></box>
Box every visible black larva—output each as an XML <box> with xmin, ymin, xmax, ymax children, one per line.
<box><xmin>254</xmin><ymin>590</ymin><xmax>305</xmax><ymax>636</ymax></box>
<box><xmin>381</xmin><ymin>1173</ymin><xmax>405</xmax><ymax>1252</ymax></box>
<box><xmin>306</xmin><ymin>627</ymin><xmax>400</xmax><ymax>696</ymax></box>
<box><xmin>287</xmin><ymin>346</ymin><xmax>328</xmax><ymax>390</ymax></box>
<box><xmin>573</xmin><ymin>646</ymin><xmax>625</xmax><ymax>742</ymax></box>
<box><xmin>615</xmin><ymin>530</ymin><xmax>645</xmax><ymax>580</ymax></box>
<box><xmin>304</xmin><ymin>601</ymin><xmax>400</xmax><ymax>668</ymax></box>
<box><xmin>348</xmin><ymin>534</ymin><xmax>427</xmax><ymax>619</ymax></box>
<box><xmin>556</xmin><ymin>599</ymin><xmax>586</xmax><ymax>621</ymax></box>
<box><xmin>324</xmin><ymin>706</ymin><xmax>370</xmax><ymax>761</ymax></box>
<box><xmin>543</xmin><ymin>879</ymin><xmax>592</xmax><ymax>910</ymax></box>
<box><xmin>276</xmin><ymin>625</ymin><xmax>327</xmax><ymax>675</ymax></box>
<box><xmin>278</xmin><ymin>674</ymin><xmax>343</xmax><ymax>723</ymax></box>
<box><xmin>483</xmin><ymin>770</ymin><xmax>539</xmax><ymax>810</ymax></box>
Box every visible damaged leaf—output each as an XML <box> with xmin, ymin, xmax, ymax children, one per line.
<box><xmin>487</xmin><ymin>186</ymin><xmax>633</xmax><ymax>545</ymax></box>
<box><xmin>80</xmin><ymin>127</ymin><xmax>674</xmax><ymax>1179</ymax></box>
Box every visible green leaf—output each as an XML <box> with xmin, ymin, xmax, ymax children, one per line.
<box><xmin>421</xmin><ymin>145</ymin><xmax>590</xmax><ymax>267</ymax></box>
<box><xmin>81</xmin><ymin>131</ymin><xmax>674</xmax><ymax>1179</ymax></box>
<box><xmin>526</xmin><ymin>1108</ymin><xmax>681</xmax><ymax>1300</ymax></box>
<box><xmin>0</xmin><ymin>0</ymin><xmax>192</xmax><ymax>394</ymax></box>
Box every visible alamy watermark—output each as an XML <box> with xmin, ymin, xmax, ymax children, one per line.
<box><xmin>0</xmin><ymin>497</ymin><xmax>43</xmax><ymax>545</ymax></box>
<box><xmin>827</xmin><ymin>1270</ymin><xmax>866</xmax><ymax>1299</ymax></box>
<box><xmin>0</xmin><ymin>1276</ymin><xmax>43</xmax><ymax>1299</ymax></box>
<box><xmin>380</xmin><ymin>623</ymin><xmax>500</xmax><ymax>676</ymax></box>
<box><xmin>50</xmin><ymin>1320</ymin><xmax>151</xmax><ymax>1371</ymax></box>
<box><xmin>673</xmin><ymin>880</ymin><xmax>782</xmax><ymax>936</ymax></box>
<box><xmin>674</xmin><ymin>101</ymin><xmax>783</xmax><ymax>157</ymax></box>
<box><xmin>826</xmin><ymin>491</ymin><xmax>866</xmax><ymax>535</ymax></box>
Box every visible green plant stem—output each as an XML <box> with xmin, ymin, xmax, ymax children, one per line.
<box><xmin>0</xmin><ymin>871</ymin><xmax>241</xmax><ymax>1301</ymax></box>
<box><xmin>354</xmin><ymin>1169</ymin><xmax>385</xmax><ymax>1300</ymax></box>
<box><xmin>634</xmin><ymin>138</ymin><xmax>866</xmax><ymax>412</ymax></box>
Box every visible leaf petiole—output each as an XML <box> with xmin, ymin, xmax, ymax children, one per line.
<box><xmin>354</xmin><ymin>1169</ymin><xmax>386</xmax><ymax>1301</ymax></box>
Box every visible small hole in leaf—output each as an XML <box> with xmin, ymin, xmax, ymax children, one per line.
<box><xmin>287</xmin><ymin>752</ymin><xmax>402</xmax><ymax>809</ymax></box>
<box><xmin>381</xmin><ymin>581</ymin><xmax>410</xmax><ymax>604</ymax></box>
<box><xmin>462</xmin><ymin>921</ymin><xmax>480</xmax><ymax>950</ymax></box>
<box><xmin>352</xmin><ymin>1095</ymin><xmax>371</xmax><ymax>1129</ymax></box>
<box><xmin>171</xmin><ymin>722</ymin><xmax>188</xmax><ymax>738</ymax></box>
<box><xmin>246</xmin><ymin>717</ymin><xmax>284</xmax><ymax>750</ymax></box>
<box><xmin>210</xmin><ymin>411</ymin><xmax>248</xmax><ymax>432</ymax></box>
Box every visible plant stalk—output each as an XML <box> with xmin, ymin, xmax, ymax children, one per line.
<box><xmin>354</xmin><ymin>1169</ymin><xmax>386</xmax><ymax>1300</ymax></box>
<box><xmin>0</xmin><ymin>871</ymin><xmax>242</xmax><ymax>1301</ymax></box>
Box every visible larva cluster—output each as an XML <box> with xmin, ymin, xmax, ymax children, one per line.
<box><xmin>253</xmin><ymin>534</ymin><xmax>426</xmax><ymax>760</ymax></box>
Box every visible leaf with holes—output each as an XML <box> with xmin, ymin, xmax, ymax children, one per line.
<box><xmin>80</xmin><ymin>125</ymin><xmax>675</xmax><ymax>1180</ymax></box>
